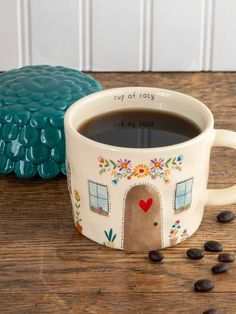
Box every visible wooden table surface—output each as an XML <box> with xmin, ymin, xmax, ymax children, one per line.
<box><xmin>0</xmin><ymin>72</ymin><xmax>235</xmax><ymax>314</ymax></box>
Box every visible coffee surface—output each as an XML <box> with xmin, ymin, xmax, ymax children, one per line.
<box><xmin>78</xmin><ymin>109</ymin><xmax>201</xmax><ymax>148</ymax></box>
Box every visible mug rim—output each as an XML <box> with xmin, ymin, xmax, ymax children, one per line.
<box><xmin>64</xmin><ymin>87</ymin><xmax>214</xmax><ymax>153</ymax></box>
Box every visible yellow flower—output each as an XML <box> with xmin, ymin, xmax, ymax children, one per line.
<box><xmin>111</xmin><ymin>170</ymin><xmax>118</xmax><ymax>177</ymax></box>
<box><xmin>165</xmin><ymin>179</ymin><xmax>171</xmax><ymax>185</ymax></box>
<box><xmin>164</xmin><ymin>169</ymin><xmax>171</xmax><ymax>176</ymax></box>
<box><xmin>74</xmin><ymin>190</ymin><xmax>80</xmax><ymax>201</ymax></box>
<box><xmin>133</xmin><ymin>164</ymin><xmax>150</xmax><ymax>178</ymax></box>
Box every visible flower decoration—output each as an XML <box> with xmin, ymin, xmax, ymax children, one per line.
<box><xmin>90</xmin><ymin>205</ymin><xmax>109</xmax><ymax>216</ymax></box>
<box><xmin>73</xmin><ymin>189</ymin><xmax>83</xmax><ymax>234</ymax></box>
<box><xmin>168</xmin><ymin>220</ymin><xmax>189</xmax><ymax>246</ymax></box>
<box><xmin>67</xmin><ymin>161</ymin><xmax>72</xmax><ymax>194</ymax></box>
<box><xmin>98</xmin><ymin>156</ymin><xmax>105</xmax><ymax>164</ymax></box>
<box><xmin>117</xmin><ymin>159</ymin><xmax>132</xmax><ymax>173</ymax></box>
<box><xmin>98</xmin><ymin>154</ymin><xmax>183</xmax><ymax>185</ymax></box>
<box><xmin>133</xmin><ymin>164</ymin><xmax>150</xmax><ymax>178</ymax></box>
<box><xmin>169</xmin><ymin>220</ymin><xmax>181</xmax><ymax>238</ymax></box>
<box><xmin>74</xmin><ymin>189</ymin><xmax>80</xmax><ymax>203</ymax></box>
<box><xmin>164</xmin><ymin>169</ymin><xmax>171</xmax><ymax>176</ymax></box>
<box><xmin>180</xmin><ymin>229</ymin><xmax>190</xmax><ymax>241</ymax></box>
<box><xmin>111</xmin><ymin>170</ymin><xmax>118</xmax><ymax>177</ymax></box>
<box><xmin>150</xmin><ymin>158</ymin><xmax>164</xmax><ymax>171</ymax></box>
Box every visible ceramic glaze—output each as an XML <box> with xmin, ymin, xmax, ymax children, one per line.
<box><xmin>0</xmin><ymin>65</ymin><xmax>101</xmax><ymax>179</ymax></box>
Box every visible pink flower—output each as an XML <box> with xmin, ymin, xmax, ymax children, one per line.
<box><xmin>150</xmin><ymin>158</ymin><xmax>164</xmax><ymax>171</ymax></box>
<box><xmin>117</xmin><ymin>159</ymin><xmax>132</xmax><ymax>172</ymax></box>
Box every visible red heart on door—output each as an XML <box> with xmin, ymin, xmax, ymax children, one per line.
<box><xmin>139</xmin><ymin>198</ymin><xmax>153</xmax><ymax>212</ymax></box>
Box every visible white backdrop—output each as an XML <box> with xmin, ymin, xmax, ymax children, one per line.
<box><xmin>0</xmin><ymin>0</ymin><xmax>236</xmax><ymax>71</ymax></box>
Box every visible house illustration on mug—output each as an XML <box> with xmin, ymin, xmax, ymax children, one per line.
<box><xmin>68</xmin><ymin>153</ymin><xmax>194</xmax><ymax>251</ymax></box>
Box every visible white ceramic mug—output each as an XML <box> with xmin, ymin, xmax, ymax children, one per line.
<box><xmin>64</xmin><ymin>87</ymin><xmax>236</xmax><ymax>251</ymax></box>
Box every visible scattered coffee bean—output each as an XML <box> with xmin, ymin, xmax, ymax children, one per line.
<box><xmin>217</xmin><ymin>210</ymin><xmax>235</xmax><ymax>223</ymax></box>
<box><xmin>202</xmin><ymin>309</ymin><xmax>219</xmax><ymax>314</ymax></box>
<box><xmin>186</xmin><ymin>248</ymin><xmax>204</xmax><ymax>260</ymax></box>
<box><xmin>212</xmin><ymin>262</ymin><xmax>229</xmax><ymax>274</ymax></box>
<box><xmin>204</xmin><ymin>240</ymin><xmax>223</xmax><ymax>252</ymax></box>
<box><xmin>218</xmin><ymin>252</ymin><xmax>235</xmax><ymax>263</ymax></box>
<box><xmin>148</xmin><ymin>250</ymin><xmax>164</xmax><ymax>262</ymax></box>
<box><xmin>194</xmin><ymin>279</ymin><xmax>214</xmax><ymax>292</ymax></box>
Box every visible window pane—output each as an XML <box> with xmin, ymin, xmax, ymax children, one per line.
<box><xmin>185</xmin><ymin>178</ymin><xmax>193</xmax><ymax>193</ymax></box>
<box><xmin>89</xmin><ymin>195</ymin><xmax>98</xmax><ymax>209</ymax></box>
<box><xmin>89</xmin><ymin>181</ymin><xmax>97</xmax><ymax>197</ymax></box>
<box><xmin>184</xmin><ymin>192</ymin><xmax>192</xmax><ymax>206</ymax></box>
<box><xmin>97</xmin><ymin>184</ymin><xmax>108</xmax><ymax>199</ymax></box>
<box><xmin>176</xmin><ymin>182</ymin><xmax>186</xmax><ymax>196</ymax></box>
<box><xmin>175</xmin><ymin>195</ymin><xmax>185</xmax><ymax>210</ymax></box>
<box><xmin>98</xmin><ymin>198</ymin><xmax>109</xmax><ymax>213</ymax></box>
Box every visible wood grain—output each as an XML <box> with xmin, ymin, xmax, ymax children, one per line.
<box><xmin>0</xmin><ymin>72</ymin><xmax>235</xmax><ymax>314</ymax></box>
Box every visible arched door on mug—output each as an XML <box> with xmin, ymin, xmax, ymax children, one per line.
<box><xmin>123</xmin><ymin>184</ymin><xmax>162</xmax><ymax>250</ymax></box>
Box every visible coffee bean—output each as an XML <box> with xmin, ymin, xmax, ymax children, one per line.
<box><xmin>218</xmin><ymin>252</ymin><xmax>235</xmax><ymax>263</ymax></box>
<box><xmin>217</xmin><ymin>210</ymin><xmax>235</xmax><ymax>223</ymax></box>
<box><xmin>204</xmin><ymin>240</ymin><xmax>223</xmax><ymax>252</ymax></box>
<box><xmin>148</xmin><ymin>250</ymin><xmax>164</xmax><ymax>262</ymax></box>
<box><xmin>212</xmin><ymin>262</ymin><xmax>229</xmax><ymax>274</ymax></box>
<box><xmin>194</xmin><ymin>279</ymin><xmax>214</xmax><ymax>292</ymax></box>
<box><xmin>202</xmin><ymin>309</ymin><xmax>219</xmax><ymax>314</ymax></box>
<box><xmin>186</xmin><ymin>248</ymin><xmax>204</xmax><ymax>260</ymax></box>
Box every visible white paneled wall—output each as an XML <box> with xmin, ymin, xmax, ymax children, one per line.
<box><xmin>0</xmin><ymin>0</ymin><xmax>20</xmax><ymax>69</ymax></box>
<box><xmin>30</xmin><ymin>0</ymin><xmax>80</xmax><ymax>68</ymax></box>
<box><xmin>212</xmin><ymin>0</ymin><xmax>236</xmax><ymax>70</ymax></box>
<box><xmin>91</xmin><ymin>0</ymin><xmax>142</xmax><ymax>71</ymax></box>
<box><xmin>0</xmin><ymin>0</ymin><xmax>236</xmax><ymax>71</ymax></box>
<box><xmin>152</xmin><ymin>0</ymin><xmax>205</xmax><ymax>71</ymax></box>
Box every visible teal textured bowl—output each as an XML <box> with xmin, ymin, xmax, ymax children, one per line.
<box><xmin>0</xmin><ymin>65</ymin><xmax>101</xmax><ymax>179</ymax></box>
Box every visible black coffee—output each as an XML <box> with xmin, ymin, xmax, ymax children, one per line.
<box><xmin>78</xmin><ymin>109</ymin><xmax>201</xmax><ymax>148</ymax></box>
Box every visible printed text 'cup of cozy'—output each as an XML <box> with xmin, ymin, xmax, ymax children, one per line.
<box><xmin>64</xmin><ymin>87</ymin><xmax>236</xmax><ymax>251</ymax></box>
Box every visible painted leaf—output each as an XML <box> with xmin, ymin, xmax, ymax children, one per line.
<box><xmin>104</xmin><ymin>230</ymin><xmax>109</xmax><ymax>240</ymax></box>
<box><xmin>165</xmin><ymin>158</ymin><xmax>171</xmax><ymax>168</ymax></box>
<box><xmin>108</xmin><ymin>228</ymin><xmax>113</xmax><ymax>241</ymax></box>
<box><xmin>110</xmin><ymin>159</ymin><xmax>117</xmax><ymax>169</ymax></box>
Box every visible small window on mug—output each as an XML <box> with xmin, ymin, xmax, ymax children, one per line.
<box><xmin>88</xmin><ymin>180</ymin><xmax>109</xmax><ymax>217</ymax></box>
<box><xmin>175</xmin><ymin>178</ymin><xmax>193</xmax><ymax>214</ymax></box>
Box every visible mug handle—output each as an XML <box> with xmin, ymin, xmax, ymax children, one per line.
<box><xmin>207</xmin><ymin>129</ymin><xmax>236</xmax><ymax>205</ymax></box>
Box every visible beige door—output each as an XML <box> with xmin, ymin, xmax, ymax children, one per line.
<box><xmin>123</xmin><ymin>185</ymin><xmax>162</xmax><ymax>250</ymax></box>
